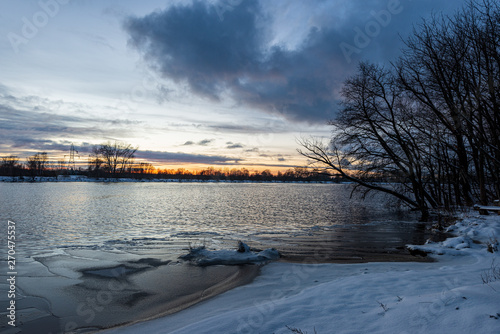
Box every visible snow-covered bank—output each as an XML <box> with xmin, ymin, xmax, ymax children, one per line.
<box><xmin>0</xmin><ymin>176</ymin><xmax>337</xmax><ymax>184</ymax></box>
<box><xmin>104</xmin><ymin>214</ymin><xmax>500</xmax><ymax>334</ymax></box>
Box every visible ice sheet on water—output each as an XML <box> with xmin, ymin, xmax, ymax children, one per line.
<box><xmin>34</xmin><ymin>253</ymin><xmax>124</xmax><ymax>279</ymax></box>
<box><xmin>83</xmin><ymin>265</ymin><xmax>147</xmax><ymax>278</ymax></box>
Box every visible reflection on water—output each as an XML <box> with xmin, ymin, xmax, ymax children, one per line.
<box><xmin>0</xmin><ymin>182</ymin><xmax>424</xmax><ymax>256</ymax></box>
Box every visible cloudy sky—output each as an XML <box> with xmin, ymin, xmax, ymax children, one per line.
<box><xmin>0</xmin><ymin>0</ymin><xmax>466</xmax><ymax>171</ymax></box>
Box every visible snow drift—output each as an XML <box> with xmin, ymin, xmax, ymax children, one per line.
<box><xmin>179</xmin><ymin>241</ymin><xmax>280</xmax><ymax>266</ymax></box>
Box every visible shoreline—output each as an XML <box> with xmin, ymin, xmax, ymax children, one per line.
<box><xmin>1</xmin><ymin>180</ymin><xmax>450</xmax><ymax>334</ymax></box>
<box><xmin>98</xmin><ymin>249</ymin><xmax>436</xmax><ymax>334</ymax></box>
<box><xmin>94</xmin><ymin>263</ymin><xmax>262</xmax><ymax>333</ymax></box>
<box><xmin>102</xmin><ymin>213</ymin><xmax>500</xmax><ymax>334</ymax></box>
<box><xmin>8</xmin><ymin>237</ymin><xmax>436</xmax><ymax>334</ymax></box>
<box><xmin>100</xmin><ymin>257</ymin><xmax>444</xmax><ymax>334</ymax></box>
<box><xmin>0</xmin><ymin>175</ymin><xmax>338</xmax><ymax>184</ymax></box>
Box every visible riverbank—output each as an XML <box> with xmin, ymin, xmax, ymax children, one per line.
<box><xmin>103</xmin><ymin>213</ymin><xmax>500</xmax><ymax>334</ymax></box>
<box><xmin>1</xmin><ymin>223</ymin><xmax>441</xmax><ymax>334</ymax></box>
<box><xmin>0</xmin><ymin>182</ymin><xmax>480</xmax><ymax>333</ymax></box>
<box><xmin>0</xmin><ymin>175</ymin><xmax>336</xmax><ymax>183</ymax></box>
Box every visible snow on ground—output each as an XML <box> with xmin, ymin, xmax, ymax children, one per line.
<box><xmin>105</xmin><ymin>214</ymin><xmax>500</xmax><ymax>334</ymax></box>
<box><xmin>0</xmin><ymin>176</ymin><xmax>334</xmax><ymax>183</ymax></box>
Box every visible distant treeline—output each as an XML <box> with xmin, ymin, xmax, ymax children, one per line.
<box><xmin>0</xmin><ymin>142</ymin><xmax>336</xmax><ymax>182</ymax></box>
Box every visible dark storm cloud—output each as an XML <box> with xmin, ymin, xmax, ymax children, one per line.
<box><xmin>124</xmin><ymin>0</ymin><xmax>337</xmax><ymax>122</ymax></box>
<box><xmin>125</xmin><ymin>0</ymin><xmax>263</xmax><ymax>99</ymax></box>
<box><xmin>136</xmin><ymin>150</ymin><xmax>242</xmax><ymax>165</ymax></box>
<box><xmin>124</xmin><ymin>0</ymin><xmax>465</xmax><ymax>123</ymax></box>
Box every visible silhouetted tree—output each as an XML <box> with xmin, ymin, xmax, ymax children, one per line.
<box><xmin>91</xmin><ymin>141</ymin><xmax>138</xmax><ymax>177</ymax></box>
<box><xmin>88</xmin><ymin>146</ymin><xmax>104</xmax><ymax>177</ymax></box>
<box><xmin>0</xmin><ymin>156</ymin><xmax>21</xmax><ymax>176</ymax></box>
<box><xmin>396</xmin><ymin>0</ymin><xmax>500</xmax><ymax>205</ymax></box>
<box><xmin>300</xmin><ymin>0</ymin><xmax>500</xmax><ymax>218</ymax></box>
<box><xmin>26</xmin><ymin>152</ymin><xmax>48</xmax><ymax>176</ymax></box>
<box><xmin>135</xmin><ymin>162</ymin><xmax>155</xmax><ymax>175</ymax></box>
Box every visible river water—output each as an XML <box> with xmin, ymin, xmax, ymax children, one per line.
<box><xmin>0</xmin><ymin>182</ymin><xmax>429</xmax><ymax>256</ymax></box>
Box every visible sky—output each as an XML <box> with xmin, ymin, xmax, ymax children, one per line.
<box><xmin>0</xmin><ymin>0</ymin><xmax>467</xmax><ymax>171</ymax></box>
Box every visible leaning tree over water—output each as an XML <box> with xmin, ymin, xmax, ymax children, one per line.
<box><xmin>300</xmin><ymin>0</ymin><xmax>500</xmax><ymax>219</ymax></box>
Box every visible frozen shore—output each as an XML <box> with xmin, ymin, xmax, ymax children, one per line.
<box><xmin>0</xmin><ymin>248</ymin><xmax>261</xmax><ymax>334</ymax></box>
<box><xmin>104</xmin><ymin>213</ymin><xmax>500</xmax><ymax>334</ymax></box>
<box><xmin>0</xmin><ymin>175</ymin><xmax>336</xmax><ymax>184</ymax></box>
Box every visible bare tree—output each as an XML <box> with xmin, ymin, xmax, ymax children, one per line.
<box><xmin>26</xmin><ymin>152</ymin><xmax>49</xmax><ymax>176</ymax></box>
<box><xmin>91</xmin><ymin>141</ymin><xmax>138</xmax><ymax>177</ymax></box>
<box><xmin>0</xmin><ymin>156</ymin><xmax>21</xmax><ymax>176</ymax></box>
<box><xmin>300</xmin><ymin>0</ymin><xmax>500</xmax><ymax>217</ymax></box>
<box><xmin>135</xmin><ymin>162</ymin><xmax>155</xmax><ymax>175</ymax></box>
<box><xmin>88</xmin><ymin>146</ymin><xmax>104</xmax><ymax>176</ymax></box>
<box><xmin>299</xmin><ymin>63</ymin><xmax>430</xmax><ymax>217</ymax></box>
<box><xmin>396</xmin><ymin>0</ymin><xmax>500</xmax><ymax>204</ymax></box>
<box><xmin>56</xmin><ymin>159</ymin><xmax>67</xmax><ymax>173</ymax></box>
